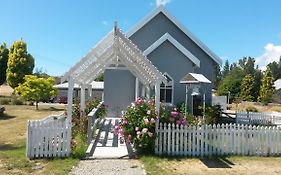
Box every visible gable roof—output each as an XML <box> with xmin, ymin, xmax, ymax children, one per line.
<box><xmin>127</xmin><ymin>5</ymin><xmax>222</xmax><ymax>66</ymax></box>
<box><xmin>180</xmin><ymin>73</ymin><xmax>211</xmax><ymax>84</ymax></box>
<box><xmin>143</xmin><ymin>33</ymin><xmax>200</xmax><ymax>67</ymax></box>
<box><xmin>62</xmin><ymin>26</ymin><xmax>166</xmax><ymax>86</ymax></box>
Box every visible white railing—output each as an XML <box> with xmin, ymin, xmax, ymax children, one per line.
<box><xmin>155</xmin><ymin>123</ymin><xmax>281</xmax><ymax>156</ymax></box>
<box><xmin>26</xmin><ymin>114</ymin><xmax>71</xmax><ymax>158</ymax></box>
<box><xmin>236</xmin><ymin>111</ymin><xmax>281</xmax><ymax>126</ymax></box>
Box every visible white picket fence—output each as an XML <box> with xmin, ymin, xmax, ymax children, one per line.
<box><xmin>155</xmin><ymin>123</ymin><xmax>281</xmax><ymax>156</ymax></box>
<box><xmin>236</xmin><ymin>111</ymin><xmax>281</xmax><ymax>126</ymax></box>
<box><xmin>26</xmin><ymin>115</ymin><xmax>71</xmax><ymax>158</ymax></box>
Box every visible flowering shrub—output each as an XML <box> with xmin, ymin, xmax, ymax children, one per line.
<box><xmin>159</xmin><ymin>104</ymin><xmax>188</xmax><ymax>126</ymax></box>
<box><xmin>115</xmin><ymin>97</ymin><xmax>157</xmax><ymax>154</ymax></box>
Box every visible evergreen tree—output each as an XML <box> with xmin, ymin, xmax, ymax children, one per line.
<box><xmin>222</xmin><ymin>60</ymin><xmax>230</xmax><ymax>78</ymax></box>
<box><xmin>240</xmin><ymin>74</ymin><xmax>255</xmax><ymax>101</ymax></box>
<box><xmin>6</xmin><ymin>39</ymin><xmax>34</xmax><ymax>88</ymax></box>
<box><xmin>253</xmin><ymin>65</ymin><xmax>262</xmax><ymax>101</ymax></box>
<box><xmin>258</xmin><ymin>66</ymin><xmax>275</xmax><ymax>104</ymax></box>
<box><xmin>212</xmin><ymin>64</ymin><xmax>221</xmax><ymax>89</ymax></box>
<box><xmin>0</xmin><ymin>43</ymin><xmax>9</xmax><ymax>85</ymax></box>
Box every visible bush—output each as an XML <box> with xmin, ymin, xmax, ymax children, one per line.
<box><xmin>71</xmin><ymin>133</ymin><xmax>88</xmax><ymax>159</ymax></box>
<box><xmin>0</xmin><ymin>98</ymin><xmax>10</xmax><ymax>105</ymax></box>
<box><xmin>245</xmin><ymin>105</ymin><xmax>258</xmax><ymax>112</ymax></box>
<box><xmin>11</xmin><ymin>98</ymin><xmax>24</xmax><ymax>105</ymax></box>
<box><xmin>159</xmin><ymin>104</ymin><xmax>188</xmax><ymax>126</ymax></box>
<box><xmin>204</xmin><ymin>105</ymin><xmax>222</xmax><ymax>124</ymax></box>
<box><xmin>115</xmin><ymin>97</ymin><xmax>157</xmax><ymax>154</ymax></box>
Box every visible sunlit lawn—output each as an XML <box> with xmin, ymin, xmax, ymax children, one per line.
<box><xmin>0</xmin><ymin>104</ymin><xmax>80</xmax><ymax>175</ymax></box>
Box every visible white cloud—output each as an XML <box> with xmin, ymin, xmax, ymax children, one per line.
<box><xmin>102</xmin><ymin>20</ymin><xmax>108</xmax><ymax>26</ymax></box>
<box><xmin>256</xmin><ymin>43</ymin><xmax>281</xmax><ymax>70</ymax></box>
<box><xmin>156</xmin><ymin>0</ymin><xmax>171</xmax><ymax>7</ymax></box>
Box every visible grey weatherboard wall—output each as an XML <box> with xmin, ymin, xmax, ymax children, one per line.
<box><xmin>104</xmin><ymin>11</ymin><xmax>218</xmax><ymax>115</ymax></box>
<box><xmin>129</xmin><ymin>12</ymin><xmax>216</xmax><ymax>104</ymax></box>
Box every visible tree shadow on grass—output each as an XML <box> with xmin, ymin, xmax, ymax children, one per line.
<box><xmin>0</xmin><ymin>143</ymin><xmax>24</xmax><ymax>151</ymax></box>
<box><xmin>0</xmin><ymin>113</ymin><xmax>16</xmax><ymax>120</ymax></box>
<box><xmin>40</xmin><ymin>107</ymin><xmax>65</xmax><ymax>112</ymax></box>
<box><xmin>200</xmin><ymin>157</ymin><xmax>234</xmax><ymax>168</ymax></box>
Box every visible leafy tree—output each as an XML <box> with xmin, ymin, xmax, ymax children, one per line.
<box><xmin>258</xmin><ymin>66</ymin><xmax>275</xmax><ymax>104</ymax></box>
<box><xmin>0</xmin><ymin>43</ymin><xmax>9</xmax><ymax>85</ymax></box>
<box><xmin>217</xmin><ymin>67</ymin><xmax>244</xmax><ymax>100</ymax></box>
<box><xmin>238</xmin><ymin>57</ymin><xmax>255</xmax><ymax>75</ymax></box>
<box><xmin>253</xmin><ymin>66</ymin><xmax>262</xmax><ymax>101</ymax></box>
<box><xmin>34</xmin><ymin>67</ymin><xmax>50</xmax><ymax>78</ymax></box>
<box><xmin>6</xmin><ymin>39</ymin><xmax>34</xmax><ymax>88</ymax></box>
<box><xmin>212</xmin><ymin>64</ymin><xmax>221</xmax><ymax>89</ymax></box>
<box><xmin>15</xmin><ymin>75</ymin><xmax>57</xmax><ymax>110</ymax></box>
<box><xmin>222</xmin><ymin>60</ymin><xmax>230</xmax><ymax>78</ymax></box>
<box><xmin>267</xmin><ymin>56</ymin><xmax>281</xmax><ymax>80</ymax></box>
<box><xmin>240</xmin><ymin>74</ymin><xmax>255</xmax><ymax>101</ymax></box>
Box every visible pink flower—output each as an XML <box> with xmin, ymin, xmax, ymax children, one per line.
<box><xmin>135</xmin><ymin>127</ymin><xmax>139</xmax><ymax>131</ymax></box>
<box><xmin>181</xmin><ymin>119</ymin><xmax>187</xmax><ymax>125</ymax></box>
<box><xmin>150</xmin><ymin>118</ymin><xmax>155</xmax><ymax>124</ymax></box>
<box><xmin>144</xmin><ymin>118</ymin><xmax>149</xmax><ymax>124</ymax></box>
<box><xmin>171</xmin><ymin>111</ymin><xmax>179</xmax><ymax>117</ymax></box>
<box><xmin>176</xmin><ymin>120</ymin><xmax>181</xmax><ymax>125</ymax></box>
<box><xmin>127</xmin><ymin>134</ymin><xmax>132</xmax><ymax>143</ymax></box>
<box><xmin>142</xmin><ymin>128</ymin><xmax>148</xmax><ymax>133</ymax></box>
<box><xmin>148</xmin><ymin>132</ymin><xmax>153</xmax><ymax>137</ymax></box>
<box><xmin>135</xmin><ymin>97</ymin><xmax>143</xmax><ymax>105</ymax></box>
<box><xmin>136</xmin><ymin>131</ymin><xmax>141</xmax><ymax>135</ymax></box>
<box><xmin>122</xmin><ymin>119</ymin><xmax>128</xmax><ymax>125</ymax></box>
<box><xmin>147</xmin><ymin>110</ymin><xmax>151</xmax><ymax>115</ymax></box>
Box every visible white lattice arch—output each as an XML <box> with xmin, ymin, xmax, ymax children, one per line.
<box><xmin>63</xmin><ymin>23</ymin><xmax>166</xmax><ymax>123</ymax></box>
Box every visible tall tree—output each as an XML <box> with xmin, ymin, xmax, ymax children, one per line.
<box><xmin>267</xmin><ymin>56</ymin><xmax>281</xmax><ymax>80</ymax></box>
<box><xmin>240</xmin><ymin>74</ymin><xmax>255</xmax><ymax>101</ymax></box>
<box><xmin>212</xmin><ymin>64</ymin><xmax>221</xmax><ymax>89</ymax></box>
<box><xmin>238</xmin><ymin>57</ymin><xmax>255</xmax><ymax>76</ymax></box>
<box><xmin>6</xmin><ymin>39</ymin><xmax>34</xmax><ymax>88</ymax></box>
<box><xmin>253</xmin><ymin>65</ymin><xmax>262</xmax><ymax>101</ymax></box>
<box><xmin>15</xmin><ymin>75</ymin><xmax>57</xmax><ymax>110</ymax></box>
<box><xmin>0</xmin><ymin>43</ymin><xmax>9</xmax><ymax>85</ymax></box>
<box><xmin>222</xmin><ymin>60</ymin><xmax>230</xmax><ymax>78</ymax></box>
<box><xmin>258</xmin><ymin>66</ymin><xmax>275</xmax><ymax>104</ymax></box>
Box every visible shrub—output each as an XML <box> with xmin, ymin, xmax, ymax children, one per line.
<box><xmin>11</xmin><ymin>98</ymin><xmax>24</xmax><ymax>105</ymax></box>
<box><xmin>204</xmin><ymin>105</ymin><xmax>222</xmax><ymax>125</ymax></box>
<box><xmin>159</xmin><ymin>104</ymin><xmax>188</xmax><ymax>126</ymax></box>
<box><xmin>115</xmin><ymin>97</ymin><xmax>157</xmax><ymax>154</ymax></box>
<box><xmin>0</xmin><ymin>98</ymin><xmax>10</xmax><ymax>105</ymax></box>
<box><xmin>245</xmin><ymin>105</ymin><xmax>258</xmax><ymax>112</ymax></box>
<box><xmin>71</xmin><ymin>133</ymin><xmax>88</xmax><ymax>159</ymax></box>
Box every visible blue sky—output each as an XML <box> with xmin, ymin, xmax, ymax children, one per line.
<box><xmin>1</xmin><ymin>0</ymin><xmax>281</xmax><ymax>76</ymax></box>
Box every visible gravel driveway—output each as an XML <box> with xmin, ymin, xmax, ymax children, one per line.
<box><xmin>70</xmin><ymin>159</ymin><xmax>145</xmax><ymax>175</ymax></box>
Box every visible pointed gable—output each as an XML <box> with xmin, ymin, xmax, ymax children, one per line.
<box><xmin>127</xmin><ymin>5</ymin><xmax>222</xmax><ymax>66</ymax></box>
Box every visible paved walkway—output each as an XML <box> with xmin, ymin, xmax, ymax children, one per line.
<box><xmin>70</xmin><ymin>159</ymin><xmax>144</xmax><ymax>175</ymax></box>
<box><xmin>89</xmin><ymin>117</ymin><xmax>130</xmax><ymax>159</ymax></box>
<box><xmin>70</xmin><ymin>118</ymin><xmax>145</xmax><ymax>174</ymax></box>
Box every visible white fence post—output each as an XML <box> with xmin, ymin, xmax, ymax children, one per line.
<box><xmin>155</xmin><ymin>122</ymin><xmax>281</xmax><ymax>157</ymax></box>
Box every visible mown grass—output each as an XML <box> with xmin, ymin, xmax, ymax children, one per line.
<box><xmin>0</xmin><ymin>140</ymin><xmax>80</xmax><ymax>175</ymax></box>
<box><xmin>0</xmin><ymin>104</ymin><xmax>80</xmax><ymax>175</ymax></box>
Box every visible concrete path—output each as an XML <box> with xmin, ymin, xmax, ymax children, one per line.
<box><xmin>70</xmin><ymin>159</ymin><xmax>144</xmax><ymax>175</ymax></box>
<box><xmin>88</xmin><ymin>117</ymin><xmax>130</xmax><ymax>159</ymax></box>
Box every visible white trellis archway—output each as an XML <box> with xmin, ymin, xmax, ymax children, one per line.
<box><xmin>62</xmin><ymin>23</ymin><xmax>167</xmax><ymax>123</ymax></box>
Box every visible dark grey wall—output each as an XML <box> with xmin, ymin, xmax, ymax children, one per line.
<box><xmin>104</xmin><ymin>69</ymin><xmax>135</xmax><ymax>117</ymax></box>
<box><xmin>147</xmin><ymin>40</ymin><xmax>194</xmax><ymax>105</ymax></box>
<box><xmin>129</xmin><ymin>12</ymin><xmax>215</xmax><ymax>105</ymax></box>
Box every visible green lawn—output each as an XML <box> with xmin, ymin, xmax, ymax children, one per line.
<box><xmin>0</xmin><ymin>104</ymin><xmax>80</xmax><ymax>175</ymax></box>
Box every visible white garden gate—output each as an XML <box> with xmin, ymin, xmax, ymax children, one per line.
<box><xmin>155</xmin><ymin>123</ymin><xmax>281</xmax><ymax>156</ymax></box>
<box><xmin>26</xmin><ymin>114</ymin><xmax>71</xmax><ymax>158</ymax></box>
